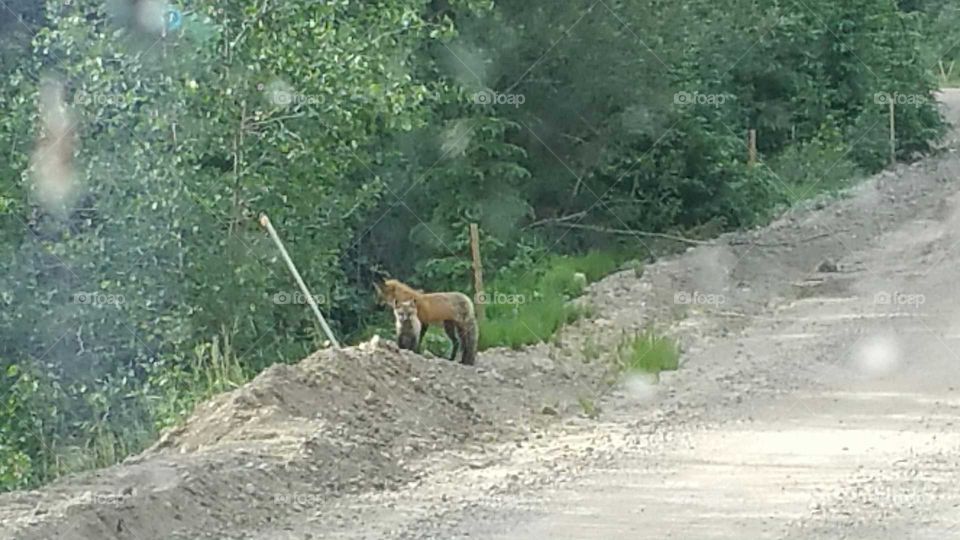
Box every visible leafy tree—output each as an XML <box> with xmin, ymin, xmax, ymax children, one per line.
<box><xmin>0</xmin><ymin>0</ymin><xmax>490</xmax><ymax>489</ymax></box>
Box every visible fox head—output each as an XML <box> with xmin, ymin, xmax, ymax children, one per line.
<box><xmin>373</xmin><ymin>278</ymin><xmax>396</xmax><ymax>306</ymax></box>
<box><xmin>393</xmin><ymin>299</ymin><xmax>418</xmax><ymax>322</ymax></box>
<box><xmin>374</xmin><ymin>278</ymin><xmax>421</xmax><ymax>306</ymax></box>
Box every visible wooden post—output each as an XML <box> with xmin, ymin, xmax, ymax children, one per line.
<box><xmin>469</xmin><ymin>223</ymin><xmax>485</xmax><ymax>321</ymax></box>
<box><xmin>747</xmin><ymin>129</ymin><xmax>757</xmax><ymax>167</ymax></box>
<box><xmin>889</xmin><ymin>99</ymin><xmax>896</xmax><ymax>167</ymax></box>
<box><xmin>259</xmin><ymin>213</ymin><xmax>340</xmax><ymax>348</ymax></box>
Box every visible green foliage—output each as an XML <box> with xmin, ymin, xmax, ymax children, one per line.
<box><xmin>0</xmin><ymin>0</ymin><xmax>492</xmax><ymax>491</ymax></box>
<box><xmin>478</xmin><ymin>251</ymin><xmax>622</xmax><ymax>350</ymax></box>
<box><xmin>0</xmin><ymin>356</ymin><xmax>155</xmax><ymax>488</ymax></box>
<box><xmin>616</xmin><ymin>330</ymin><xmax>680</xmax><ymax>374</ymax></box>
<box><xmin>907</xmin><ymin>1</ymin><xmax>960</xmax><ymax>84</ymax></box>
<box><xmin>145</xmin><ymin>332</ymin><xmax>249</xmax><ymax>432</ymax></box>
<box><xmin>766</xmin><ymin>123</ymin><xmax>864</xmax><ymax>203</ymax></box>
<box><xmin>419</xmin><ymin>328</ymin><xmax>459</xmax><ymax>358</ymax></box>
<box><xmin>0</xmin><ymin>330</ymin><xmax>246</xmax><ymax>490</ymax></box>
<box><xmin>0</xmin><ymin>364</ymin><xmax>38</xmax><ymax>490</ymax></box>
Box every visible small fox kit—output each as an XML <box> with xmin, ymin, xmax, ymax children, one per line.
<box><xmin>393</xmin><ymin>299</ymin><xmax>422</xmax><ymax>351</ymax></box>
<box><xmin>375</xmin><ymin>278</ymin><xmax>478</xmax><ymax>365</ymax></box>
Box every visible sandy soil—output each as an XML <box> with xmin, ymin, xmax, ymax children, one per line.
<box><xmin>3</xmin><ymin>91</ymin><xmax>960</xmax><ymax>540</ymax></box>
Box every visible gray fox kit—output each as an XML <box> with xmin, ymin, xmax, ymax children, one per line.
<box><xmin>393</xmin><ymin>299</ymin><xmax>422</xmax><ymax>352</ymax></box>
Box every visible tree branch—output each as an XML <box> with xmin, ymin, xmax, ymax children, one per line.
<box><xmin>529</xmin><ymin>218</ymin><xmax>711</xmax><ymax>245</ymax></box>
<box><xmin>727</xmin><ymin>231</ymin><xmax>839</xmax><ymax>247</ymax></box>
<box><xmin>524</xmin><ymin>211</ymin><xmax>587</xmax><ymax>229</ymax></box>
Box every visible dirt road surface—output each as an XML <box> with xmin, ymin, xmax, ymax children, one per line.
<box><xmin>4</xmin><ymin>91</ymin><xmax>960</xmax><ymax>539</ymax></box>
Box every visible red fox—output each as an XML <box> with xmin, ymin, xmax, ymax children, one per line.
<box><xmin>375</xmin><ymin>278</ymin><xmax>478</xmax><ymax>365</ymax></box>
<box><xmin>393</xmin><ymin>299</ymin><xmax>422</xmax><ymax>352</ymax></box>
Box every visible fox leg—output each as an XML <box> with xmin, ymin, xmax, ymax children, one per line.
<box><xmin>443</xmin><ymin>320</ymin><xmax>460</xmax><ymax>361</ymax></box>
<box><xmin>418</xmin><ymin>323</ymin><xmax>429</xmax><ymax>352</ymax></box>
<box><xmin>457</xmin><ymin>318</ymin><xmax>477</xmax><ymax>366</ymax></box>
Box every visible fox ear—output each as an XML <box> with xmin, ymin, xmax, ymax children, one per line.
<box><xmin>373</xmin><ymin>281</ymin><xmax>398</xmax><ymax>308</ymax></box>
<box><xmin>373</xmin><ymin>283</ymin><xmax>390</xmax><ymax>304</ymax></box>
<box><xmin>371</xmin><ymin>267</ymin><xmax>389</xmax><ymax>287</ymax></box>
<box><xmin>372</xmin><ymin>270</ymin><xmax>391</xmax><ymax>293</ymax></box>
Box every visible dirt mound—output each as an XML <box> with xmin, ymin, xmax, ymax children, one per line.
<box><xmin>149</xmin><ymin>338</ymin><xmax>485</xmax><ymax>455</ymax></box>
<box><xmin>144</xmin><ymin>332</ymin><xmax>612</xmax><ymax>464</ymax></box>
<box><xmin>0</xmin><ymin>331</ymin><xmax>617</xmax><ymax>540</ymax></box>
<box><xmin>139</xmin><ymin>337</ymin><xmax>501</xmax><ymax>494</ymax></box>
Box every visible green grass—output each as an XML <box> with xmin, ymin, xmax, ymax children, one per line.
<box><xmin>616</xmin><ymin>329</ymin><xmax>680</xmax><ymax>374</ymax></box>
<box><xmin>147</xmin><ymin>331</ymin><xmax>249</xmax><ymax>431</ymax></box>
<box><xmin>477</xmin><ymin>250</ymin><xmax>627</xmax><ymax>350</ymax></box>
<box><xmin>580</xmin><ymin>333</ymin><xmax>603</xmax><ymax>362</ymax></box>
<box><xmin>577</xmin><ymin>396</ymin><xmax>600</xmax><ymax>419</ymax></box>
